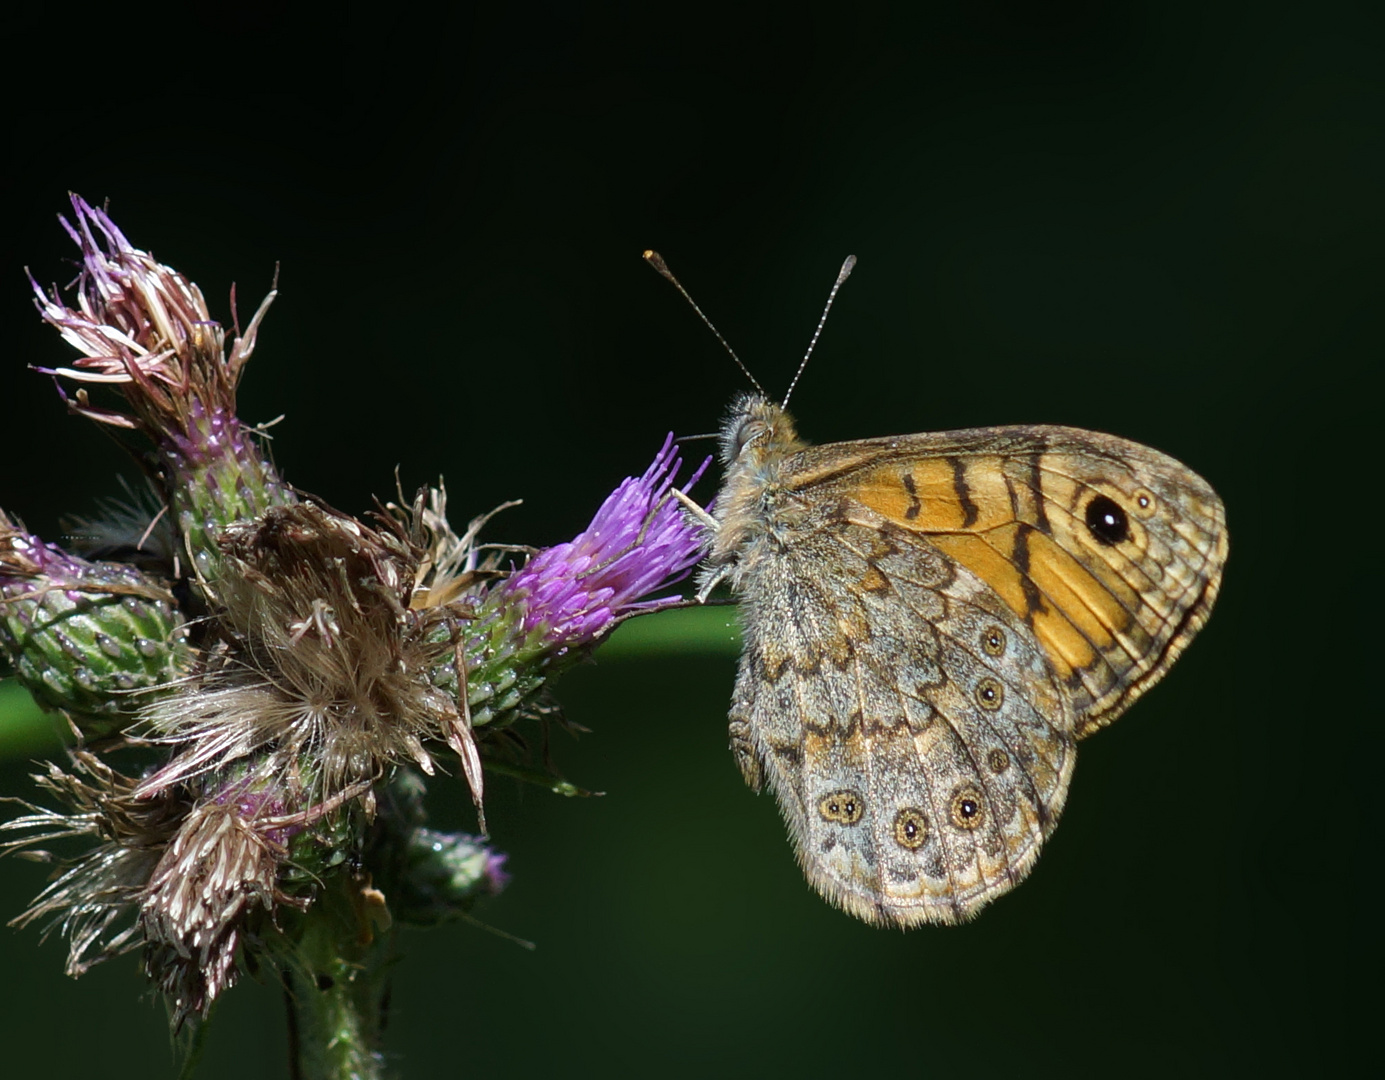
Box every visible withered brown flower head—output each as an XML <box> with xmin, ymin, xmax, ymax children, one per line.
<box><xmin>137</xmin><ymin>500</ymin><xmax>484</xmax><ymax>806</ymax></box>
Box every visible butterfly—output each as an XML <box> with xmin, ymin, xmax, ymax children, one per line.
<box><xmin>649</xmin><ymin>252</ymin><xmax>1228</xmax><ymax>927</ymax></box>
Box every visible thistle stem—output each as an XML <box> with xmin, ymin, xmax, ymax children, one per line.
<box><xmin>282</xmin><ymin>870</ymin><xmax>396</xmax><ymax>1080</ymax></box>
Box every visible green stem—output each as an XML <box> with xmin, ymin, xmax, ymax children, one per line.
<box><xmin>282</xmin><ymin>869</ymin><xmax>397</xmax><ymax>1080</ymax></box>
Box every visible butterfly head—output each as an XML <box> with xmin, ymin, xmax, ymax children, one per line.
<box><xmin>718</xmin><ymin>392</ymin><xmax>806</xmax><ymax>468</ymax></box>
<box><xmin>701</xmin><ymin>394</ymin><xmax>811</xmax><ymax>585</ymax></box>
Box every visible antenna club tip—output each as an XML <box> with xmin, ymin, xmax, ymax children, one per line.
<box><xmin>643</xmin><ymin>250</ymin><xmax>677</xmax><ymax>282</ymax></box>
<box><xmin>838</xmin><ymin>255</ymin><xmax>858</xmax><ymax>281</ymax></box>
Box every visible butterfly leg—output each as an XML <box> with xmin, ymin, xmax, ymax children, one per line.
<box><xmin>731</xmin><ymin>714</ymin><xmax>764</xmax><ymax>786</ymax></box>
<box><xmin>671</xmin><ymin>488</ymin><xmax>735</xmax><ymax>601</ymax></box>
<box><xmin>728</xmin><ymin>713</ymin><xmax>764</xmax><ymax>791</ymax></box>
<box><xmin>728</xmin><ymin>662</ymin><xmax>765</xmax><ymax>791</ymax></box>
<box><xmin>672</xmin><ymin>487</ymin><xmax>720</xmax><ymax>530</ymax></box>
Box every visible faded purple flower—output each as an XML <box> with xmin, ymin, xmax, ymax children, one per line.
<box><xmin>484</xmin><ymin>848</ymin><xmax>511</xmax><ymax>894</ymax></box>
<box><xmin>29</xmin><ymin>195</ymin><xmax>271</xmax><ymax>428</ymax></box>
<box><xmin>28</xmin><ymin>195</ymin><xmax>291</xmax><ymax>579</ymax></box>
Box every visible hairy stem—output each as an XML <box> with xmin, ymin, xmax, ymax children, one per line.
<box><xmin>283</xmin><ymin>869</ymin><xmax>396</xmax><ymax>1080</ymax></box>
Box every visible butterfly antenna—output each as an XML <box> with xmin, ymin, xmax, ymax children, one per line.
<box><xmin>781</xmin><ymin>255</ymin><xmax>856</xmax><ymax>408</ymax></box>
<box><xmin>643</xmin><ymin>250</ymin><xmax>766</xmax><ymax>397</ymax></box>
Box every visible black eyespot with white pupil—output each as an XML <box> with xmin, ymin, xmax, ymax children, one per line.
<box><xmin>950</xmin><ymin>790</ymin><xmax>986</xmax><ymax>830</ymax></box>
<box><xmin>1085</xmin><ymin>495</ymin><xmax>1130</xmax><ymax>545</ymax></box>
<box><xmin>975</xmin><ymin>677</ymin><xmax>1004</xmax><ymax>710</ymax></box>
<box><xmin>982</xmin><ymin>626</ymin><xmax>1006</xmax><ymax>656</ymax></box>
<box><xmin>893</xmin><ymin>808</ymin><xmax>928</xmax><ymax>850</ymax></box>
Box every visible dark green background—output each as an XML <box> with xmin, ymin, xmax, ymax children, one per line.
<box><xmin>2</xmin><ymin>2</ymin><xmax>1376</xmax><ymax>1077</ymax></box>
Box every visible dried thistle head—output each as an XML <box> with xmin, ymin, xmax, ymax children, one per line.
<box><xmin>4</xmin><ymin>753</ymin><xmax>319</xmax><ymax>1026</ymax></box>
<box><xmin>136</xmin><ymin>500</ymin><xmax>474</xmax><ymax>807</ymax></box>
<box><xmin>4</xmin><ymin>753</ymin><xmax>190</xmax><ymax>977</ymax></box>
<box><xmin>139</xmin><ymin>783</ymin><xmax>309</xmax><ymax>1025</ymax></box>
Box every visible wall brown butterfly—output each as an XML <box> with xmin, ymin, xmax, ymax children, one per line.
<box><xmin>651</xmin><ymin>252</ymin><xmax>1227</xmax><ymax>927</ymax></box>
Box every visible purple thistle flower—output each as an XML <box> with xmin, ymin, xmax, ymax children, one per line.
<box><xmin>501</xmin><ymin>434</ymin><xmax>710</xmax><ymax>656</ymax></box>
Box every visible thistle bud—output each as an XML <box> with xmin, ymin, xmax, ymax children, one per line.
<box><xmin>1</xmin><ymin>511</ymin><xmax>189</xmax><ymax>738</ymax></box>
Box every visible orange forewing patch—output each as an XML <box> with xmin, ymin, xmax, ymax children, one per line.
<box><xmin>925</xmin><ymin>533</ymin><xmax>1029</xmax><ymax>616</ymax></box>
<box><xmin>855</xmin><ymin>458</ymin><xmax>1015</xmax><ymax>533</ymax></box>
<box><xmin>848</xmin><ymin>456</ymin><xmax>1151</xmax><ymax>682</ymax></box>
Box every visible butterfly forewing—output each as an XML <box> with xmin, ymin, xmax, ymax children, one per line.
<box><xmin>785</xmin><ymin>425</ymin><xmax>1227</xmax><ymax>736</ymax></box>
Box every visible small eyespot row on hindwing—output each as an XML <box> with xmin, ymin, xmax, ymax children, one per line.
<box><xmin>982</xmin><ymin>625</ymin><xmax>1006</xmax><ymax>656</ymax></box>
<box><xmin>1084</xmin><ymin>494</ymin><xmax>1131</xmax><ymax>546</ymax></box>
<box><xmin>986</xmin><ymin>748</ymin><xmax>1010</xmax><ymax>773</ymax></box>
<box><xmin>893</xmin><ymin>807</ymin><xmax>929</xmax><ymax>850</ymax></box>
<box><xmin>950</xmin><ymin>789</ymin><xmax>985</xmax><ymax>830</ymax></box>
<box><xmin>975</xmin><ymin>677</ymin><xmax>1004</xmax><ymax>711</ymax></box>
<box><xmin>819</xmin><ymin>790</ymin><xmax>865</xmax><ymax>826</ymax></box>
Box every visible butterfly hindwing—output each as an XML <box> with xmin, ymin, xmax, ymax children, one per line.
<box><xmin>730</xmin><ymin>502</ymin><xmax>1076</xmax><ymax>926</ymax></box>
